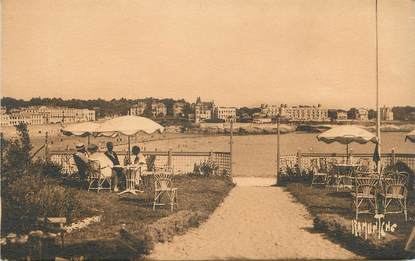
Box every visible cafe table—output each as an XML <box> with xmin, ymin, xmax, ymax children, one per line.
<box><xmin>113</xmin><ymin>165</ymin><xmax>143</xmax><ymax>195</ymax></box>
<box><xmin>333</xmin><ymin>163</ymin><xmax>360</xmax><ymax>191</ymax></box>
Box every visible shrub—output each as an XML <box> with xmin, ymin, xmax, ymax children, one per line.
<box><xmin>1</xmin><ymin>123</ymin><xmax>87</xmax><ymax>235</ymax></box>
<box><xmin>1</xmin><ymin>172</ymin><xmax>85</xmax><ymax>234</ymax></box>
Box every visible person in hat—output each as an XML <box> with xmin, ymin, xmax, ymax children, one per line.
<box><xmin>87</xmin><ymin>144</ymin><xmax>119</xmax><ymax>192</ymax></box>
<box><xmin>73</xmin><ymin>143</ymin><xmax>89</xmax><ymax>185</ymax></box>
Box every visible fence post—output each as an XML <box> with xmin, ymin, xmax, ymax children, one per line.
<box><xmin>168</xmin><ymin>149</ymin><xmax>172</xmax><ymax>170</ymax></box>
<box><xmin>209</xmin><ymin>151</ymin><xmax>214</xmax><ymax>175</ymax></box>
<box><xmin>229</xmin><ymin>120</ymin><xmax>233</xmax><ymax>176</ymax></box>
<box><xmin>0</xmin><ymin>132</ymin><xmax>4</xmax><ymax>172</ymax></box>
<box><xmin>391</xmin><ymin>148</ymin><xmax>396</xmax><ymax>167</ymax></box>
<box><xmin>297</xmin><ymin>149</ymin><xmax>302</xmax><ymax>175</ymax></box>
<box><xmin>44</xmin><ymin>131</ymin><xmax>49</xmax><ymax>160</ymax></box>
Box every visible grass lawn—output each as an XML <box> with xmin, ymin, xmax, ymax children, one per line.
<box><xmin>285</xmin><ymin>182</ymin><xmax>415</xmax><ymax>259</ymax></box>
<box><xmin>31</xmin><ymin>175</ymin><xmax>234</xmax><ymax>260</ymax></box>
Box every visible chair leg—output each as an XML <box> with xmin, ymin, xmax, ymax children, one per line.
<box><xmin>404</xmin><ymin>198</ymin><xmax>408</xmax><ymax>222</ymax></box>
<box><xmin>153</xmin><ymin>191</ymin><xmax>158</xmax><ymax>211</ymax></box>
<box><xmin>355</xmin><ymin>199</ymin><xmax>358</xmax><ymax>220</ymax></box>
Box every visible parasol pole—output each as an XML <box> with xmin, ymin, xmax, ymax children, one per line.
<box><xmin>276</xmin><ymin>114</ymin><xmax>281</xmax><ymax>185</ymax></box>
<box><xmin>346</xmin><ymin>143</ymin><xmax>349</xmax><ymax>163</ymax></box>
<box><xmin>128</xmin><ymin>136</ymin><xmax>131</xmax><ymax>163</ymax></box>
<box><xmin>375</xmin><ymin>0</ymin><xmax>381</xmax><ymax>175</ymax></box>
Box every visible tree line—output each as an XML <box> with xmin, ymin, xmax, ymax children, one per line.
<box><xmin>1</xmin><ymin>97</ymin><xmax>191</xmax><ymax>118</ymax></box>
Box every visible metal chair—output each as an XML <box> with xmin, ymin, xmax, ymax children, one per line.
<box><xmin>381</xmin><ymin>172</ymin><xmax>408</xmax><ymax>221</ymax></box>
<box><xmin>87</xmin><ymin>160</ymin><xmax>112</xmax><ymax>192</ymax></box>
<box><xmin>351</xmin><ymin>177</ymin><xmax>378</xmax><ymax>219</ymax></box>
<box><xmin>310</xmin><ymin>159</ymin><xmax>327</xmax><ymax>187</ymax></box>
<box><xmin>153</xmin><ymin>169</ymin><xmax>178</xmax><ymax>211</ymax></box>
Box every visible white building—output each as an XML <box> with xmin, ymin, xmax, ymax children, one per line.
<box><xmin>151</xmin><ymin>102</ymin><xmax>167</xmax><ymax>117</ymax></box>
<box><xmin>380</xmin><ymin>106</ymin><xmax>394</xmax><ymax>121</ymax></box>
<box><xmin>173</xmin><ymin>102</ymin><xmax>185</xmax><ymax>118</ymax></box>
<box><xmin>194</xmin><ymin>97</ymin><xmax>215</xmax><ymax>123</ymax></box>
<box><xmin>280</xmin><ymin>104</ymin><xmax>329</xmax><ymax>122</ymax></box>
<box><xmin>260</xmin><ymin>104</ymin><xmax>279</xmax><ymax>117</ymax></box>
<box><xmin>336</xmin><ymin>110</ymin><xmax>348</xmax><ymax>121</ymax></box>
<box><xmin>0</xmin><ymin>106</ymin><xmax>96</xmax><ymax>126</ymax></box>
<box><xmin>356</xmin><ymin>108</ymin><xmax>369</xmax><ymax>121</ymax></box>
<box><xmin>130</xmin><ymin>102</ymin><xmax>147</xmax><ymax>116</ymax></box>
<box><xmin>214</xmin><ymin>107</ymin><xmax>237</xmax><ymax>122</ymax></box>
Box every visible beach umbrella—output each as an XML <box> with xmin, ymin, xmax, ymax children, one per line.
<box><xmin>405</xmin><ymin>130</ymin><xmax>415</xmax><ymax>143</ymax></box>
<box><xmin>61</xmin><ymin>122</ymin><xmax>101</xmax><ymax>145</ymax></box>
<box><xmin>317</xmin><ymin>125</ymin><xmax>377</xmax><ymax>160</ymax></box>
<box><xmin>95</xmin><ymin>115</ymin><xmax>164</xmax><ymax>161</ymax></box>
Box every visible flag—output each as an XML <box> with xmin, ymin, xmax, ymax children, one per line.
<box><xmin>373</xmin><ymin>142</ymin><xmax>380</xmax><ymax>164</ymax></box>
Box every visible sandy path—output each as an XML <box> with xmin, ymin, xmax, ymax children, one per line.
<box><xmin>147</xmin><ymin>177</ymin><xmax>358</xmax><ymax>260</ymax></box>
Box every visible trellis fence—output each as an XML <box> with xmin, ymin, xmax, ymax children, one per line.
<box><xmin>279</xmin><ymin>149</ymin><xmax>415</xmax><ymax>176</ymax></box>
<box><xmin>48</xmin><ymin>150</ymin><xmax>231</xmax><ymax>176</ymax></box>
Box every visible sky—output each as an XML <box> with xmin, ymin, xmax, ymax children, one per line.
<box><xmin>2</xmin><ymin>0</ymin><xmax>415</xmax><ymax>108</ymax></box>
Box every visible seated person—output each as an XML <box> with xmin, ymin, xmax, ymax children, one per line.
<box><xmin>87</xmin><ymin>144</ymin><xmax>119</xmax><ymax>192</ymax></box>
<box><xmin>73</xmin><ymin>143</ymin><xmax>89</xmax><ymax>185</ymax></box>
<box><xmin>124</xmin><ymin>145</ymin><xmax>146</xmax><ymax>166</ymax></box>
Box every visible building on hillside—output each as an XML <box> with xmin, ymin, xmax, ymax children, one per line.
<box><xmin>1</xmin><ymin>107</ymin><xmax>11</xmax><ymax>127</ymax></box>
<box><xmin>130</xmin><ymin>102</ymin><xmax>147</xmax><ymax>116</ymax></box>
<box><xmin>260</xmin><ymin>104</ymin><xmax>279</xmax><ymax>117</ymax></box>
<box><xmin>0</xmin><ymin>106</ymin><xmax>95</xmax><ymax>126</ymax></box>
<box><xmin>280</xmin><ymin>104</ymin><xmax>329</xmax><ymax>122</ymax></box>
<box><xmin>173</xmin><ymin>102</ymin><xmax>185</xmax><ymax>118</ymax></box>
<box><xmin>214</xmin><ymin>107</ymin><xmax>237</xmax><ymax>122</ymax></box>
<box><xmin>151</xmin><ymin>102</ymin><xmax>167</xmax><ymax>117</ymax></box>
<box><xmin>194</xmin><ymin>97</ymin><xmax>215</xmax><ymax>123</ymax></box>
<box><xmin>380</xmin><ymin>106</ymin><xmax>394</xmax><ymax>121</ymax></box>
<box><xmin>356</xmin><ymin>108</ymin><xmax>369</xmax><ymax>121</ymax></box>
<box><xmin>336</xmin><ymin>110</ymin><xmax>348</xmax><ymax>121</ymax></box>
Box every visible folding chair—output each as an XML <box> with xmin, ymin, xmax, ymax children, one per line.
<box><xmin>311</xmin><ymin>159</ymin><xmax>327</xmax><ymax>187</ymax></box>
<box><xmin>153</xmin><ymin>169</ymin><xmax>178</xmax><ymax>211</ymax></box>
<box><xmin>87</xmin><ymin>160</ymin><xmax>111</xmax><ymax>192</ymax></box>
<box><xmin>351</xmin><ymin>177</ymin><xmax>378</xmax><ymax>219</ymax></box>
<box><xmin>381</xmin><ymin>172</ymin><xmax>408</xmax><ymax>221</ymax></box>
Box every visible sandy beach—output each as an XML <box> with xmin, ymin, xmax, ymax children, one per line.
<box><xmin>147</xmin><ymin>177</ymin><xmax>358</xmax><ymax>260</ymax></box>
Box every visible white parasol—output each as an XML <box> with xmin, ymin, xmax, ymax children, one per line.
<box><xmin>317</xmin><ymin>125</ymin><xmax>377</xmax><ymax>160</ymax></box>
<box><xmin>61</xmin><ymin>121</ymin><xmax>101</xmax><ymax>144</ymax></box>
<box><xmin>95</xmin><ymin>115</ymin><xmax>164</xmax><ymax>161</ymax></box>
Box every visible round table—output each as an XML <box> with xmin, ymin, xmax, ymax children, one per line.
<box><xmin>113</xmin><ymin>165</ymin><xmax>143</xmax><ymax>195</ymax></box>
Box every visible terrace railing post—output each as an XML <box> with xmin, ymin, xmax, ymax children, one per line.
<box><xmin>297</xmin><ymin>149</ymin><xmax>302</xmax><ymax>175</ymax></box>
<box><xmin>0</xmin><ymin>132</ymin><xmax>4</xmax><ymax>173</ymax></box>
<box><xmin>44</xmin><ymin>131</ymin><xmax>49</xmax><ymax>160</ymax></box>
<box><xmin>230</xmin><ymin>120</ymin><xmax>234</xmax><ymax>176</ymax></box>
<box><xmin>168</xmin><ymin>149</ymin><xmax>173</xmax><ymax>170</ymax></box>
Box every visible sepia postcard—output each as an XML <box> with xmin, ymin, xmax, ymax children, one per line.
<box><xmin>1</xmin><ymin>0</ymin><xmax>415</xmax><ymax>260</ymax></box>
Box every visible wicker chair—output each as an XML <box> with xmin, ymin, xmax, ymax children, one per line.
<box><xmin>381</xmin><ymin>172</ymin><xmax>408</xmax><ymax>221</ymax></box>
<box><xmin>153</xmin><ymin>169</ymin><xmax>178</xmax><ymax>211</ymax></box>
<box><xmin>311</xmin><ymin>159</ymin><xmax>328</xmax><ymax>187</ymax></box>
<box><xmin>87</xmin><ymin>160</ymin><xmax>112</xmax><ymax>192</ymax></box>
<box><xmin>351</xmin><ymin>177</ymin><xmax>378</xmax><ymax>219</ymax></box>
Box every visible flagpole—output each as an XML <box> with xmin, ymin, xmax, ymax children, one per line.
<box><xmin>375</xmin><ymin>0</ymin><xmax>381</xmax><ymax>175</ymax></box>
